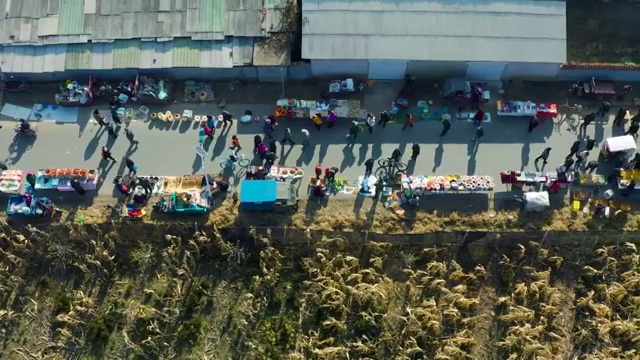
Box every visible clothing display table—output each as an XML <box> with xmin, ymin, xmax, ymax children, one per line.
<box><xmin>35</xmin><ymin>168</ymin><xmax>99</xmax><ymax>191</ymax></box>
<box><xmin>497</xmin><ymin>101</ymin><xmax>557</xmax><ymax>117</ymax></box>
<box><xmin>275</xmin><ymin>98</ymin><xmax>363</xmax><ymax>119</ymax></box>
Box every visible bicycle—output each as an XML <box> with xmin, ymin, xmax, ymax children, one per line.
<box><xmin>220</xmin><ymin>153</ymin><xmax>250</xmax><ymax>171</ymax></box>
<box><xmin>377</xmin><ymin>158</ymin><xmax>408</xmax><ymax>172</ymax></box>
<box><xmin>553</xmin><ymin>99</ymin><xmax>582</xmax><ymax>128</ymax></box>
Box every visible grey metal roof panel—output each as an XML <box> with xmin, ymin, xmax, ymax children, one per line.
<box><xmin>47</xmin><ymin>0</ymin><xmax>60</xmax><ymax>15</ymax></box>
<box><xmin>225</xmin><ymin>10</ymin><xmax>263</xmax><ymax>37</ymax></box>
<box><xmin>232</xmin><ymin>37</ymin><xmax>254</xmax><ymax>66</ymax></box>
<box><xmin>225</xmin><ymin>0</ymin><xmax>263</xmax><ymax>11</ymax></box>
<box><xmin>301</xmin><ymin>0</ymin><xmax>568</xmax><ymax>63</ymax></box>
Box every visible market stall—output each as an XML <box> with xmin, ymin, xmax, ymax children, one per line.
<box><xmin>576</xmin><ymin>173</ymin><xmax>607</xmax><ymax>186</ymax></box>
<box><xmin>275</xmin><ymin>98</ymin><xmax>364</xmax><ymax>119</ymax></box>
<box><xmin>497</xmin><ymin>101</ymin><xmax>557</xmax><ymax>118</ymax></box>
<box><xmin>183</xmin><ymin>80</ymin><xmax>214</xmax><ymax>102</ymax></box>
<box><xmin>269</xmin><ymin>166</ymin><xmax>304</xmax><ymax>180</ymax></box>
<box><xmin>0</xmin><ymin>170</ymin><xmax>24</xmax><ymax>194</ymax></box>
<box><xmin>36</xmin><ymin>169</ymin><xmax>99</xmax><ymax>191</ymax></box>
<box><xmin>383</xmin><ymin>174</ymin><xmax>494</xmax><ymax>216</ymax></box>
<box><xmin>55</xmin><ymin>79</ymin><xmax>93</xmax><ymax>107</ymax></box>
<box><xmin>599</xmin><ymin>135</ymin><xmax>637</xmax><ymax>162</ymax></box>
<box><xmin>134</xmin><ymin>75</ymin><xmax>173</xmax><ymax>104</ymax></box>
<box><xmin>500</xmin><ymin>171</ymin><xmax>574</xmax><ymax>187</ymax></box>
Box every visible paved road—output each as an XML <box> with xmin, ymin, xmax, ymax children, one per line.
<box><xmin>0</xmin><ymin>81</ymin><xmax>632</xmax><ymax>204</ymax></box>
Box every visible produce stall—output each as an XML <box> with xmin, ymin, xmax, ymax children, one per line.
<box><xmin>0</xmin><ymin>170</ymin><xmax>24</xmax><ymax>194</ymax></box>
<box><xmin>576</xmin><ymin>173</ymin><xmax>607</xmax><ymax>186</ymax></box>
<box><xmin>497</xmin><ymin>101</ymin><xmax>557</xmax><ymax>118</ymax></box>
<box><xmin>269</xmin><ymin>166</ymin><xmax>304</xmax><ymax>180</ymax></box>
<box><xmin>36</xmin><ymin>169</ymin><xmax>99</xmax><ymax>191</ymax></box>
<box><xmin>617</xmin><ymin>169</ymin><xmax>640</xmax><ymax>189</ymax></box>
<box><xmin>275</xmin><ymin>98</ymin><xmax>364</xmax><ymax>119</ymax></box>
<box><xmin>134</xmin><ymin>75</ymin><xmax>173</xmax><ymax>104</ymax></box>
<box><xmin>309</xmin><ymin>176</ymin><xmax>355</xmax><ymax>195</ymax></box>
<box><xmin>500</xmin><ymin>171</ymin><xmax>574</xmax><ymax>187</ymax></box>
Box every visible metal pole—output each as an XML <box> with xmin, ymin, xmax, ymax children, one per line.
<box><xmin>280</xmin><ymin>67</ymin><xmax>285</xmax><ymax>98</ymax></box>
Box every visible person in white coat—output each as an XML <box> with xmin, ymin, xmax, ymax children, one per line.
<box><xmin>366</xmin><ymin>113</ymin><xmax>376</xmax><ymax>133</ymax></box>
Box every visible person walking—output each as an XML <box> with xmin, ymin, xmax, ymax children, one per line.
<box><xmin>391</xmin><ymin>148</ymin><xmax>402</xmax><ymax>162</ymax></box>
<box><xmin>26</xmin><ymin>171</ymin><xmax>36</xmax><ymax>190</ymax></box>
<box><xmin>125</xmin><ymin>128</ymin><xmax>139</xmax><ymax>146</ymax></box>
<box><xmin>440</xmin><ymin>117</ymin><xmax>451</xmax><ymax>137</ymax></box>
<box><xmin>617</xmin><ymin>85</ymin><xmax>632</xmax><ymax>102</ymax></box>
<box><xmin>106</xmin><ymin>122</ymin><xmax>118</xmax><ymax>139</ymax></box>
<box><xmin>585</xmin><ymin>137</ymin><xmax>597</xmax><ymax>151</ymax></box>
<box><xmin>268</xmin><ymin>139</ymin><xmax>277</xmax><ymax>154</ymax></box>
<box><xmin>206</xmin><ymin>115</ymin><xmax>216</xmax><ymax>130</ymax></box>
<box><xmin>101</xmin><ymin>146</ymin><xmax>117</xmax><ymax>163</ymax></box>
<box><xmin>301</xmin><ymin>129</ymin><xmax>310</xmax><ymax>148</ymax></box>
<box><xmin>626</xmin><ymin>120</ymin><xmax>640</xmax><ymax>137</ymax></box>
<box><xmin>125</xmin><ymin>158</ymin><xmax>138</xmax><ymax>175</ymax></box>
<box><xmin>568</xmin><ymin>140</ymin><xmax>581</xmax><ymax>159</ymax></box>
<box><xmin>402</xmin><ymin>113</ymin><xmax>414</xmax><ymax>130</ymax></box>
<box><xmin>365</xmin><ymin>113</ymin><xmax>376</xmax><ymax>133</ymax></box>
<box><xmin>93</xmin><ymin>109</ymin><xmax>106</xmax><ymax>127</ymax></box>
<box><xmin>379</xmin><ymin>111</ymin><xmax>390</xmax><ymax>128</ymax></box>
<box><xmin>312</xmin><ymin>113</ymin><xmax>322</xmax><ymax>131</ymax></box>
<box><xmin>364</xmin><ymin>158</ymin><xmax>374</xmax><ymax>176</ymax></box>
<box><xmin>348</xmin><ymin>121</ymin><xmax>360</xmax><ymax>140</ymax></box>
<box><xmin>253</xmin><ymin>134</ymin><xmax>262</xmax><ymax>153</ymax></box>
<box><xmin>411</xmin><ymin>143</ymin><xmax>420</xmax><ymax>160</ymax></box>
<box><xmin>281</xmin><ymin>128</ymin><xmax>295</xmax><ymax>146</ymax></box>
<box><xmin>528</xmin><ymin>115</ymin><xmax>540</xmax><ymax>132</ymax></box>
<box><xmin>534</xmin><ymin>147</ymin><xmax>552</xmax><ymax>167</ymax></box>
<box><xmin>0</xmin><ymin>161</ymin><xmax>7</xmax><ymax>171</ymax></box>
<box><xmin>576</xmin><ymin>150</ymin><xmax>589</xmax><ymax>169</ymax></box>
<box><xmin>231</xmin><ymin>135</ymin><xmax>242</xmax><ymax>151</ymax></box>
<box><xmin>263</xmin><ymin>119</ymin><xmax>274</xmax><ymax>139</ymax></box>
<box><xmin>110</xmin><ymin>109</ymin><xmax>122</xmax><ymax>125</ymax></box>
<box><xmin>327</xmin><ymin>111</ymin><xmax>337</xmax><ymax>129</ymax></box>
<box><xmin>599</xmin><ymin>100</ymin><xmax>611</xmax><ymax>117</ymax></box>
<box><xmin>204</xmin><ymin>123</ymin><xmax>214</xmax><ymax>139</ymax></box>
<box><xmin>580</xmin><ymin>112</ymin><xmax>596</xmax><ymax>130</ymax></box>
<box><xmin>614</xmin><ymin>108</ymin><xmax>627</xmax><ymax>127</ymax></box>
<box><xmin>221</xmin><ymin>110</ymin><xmax>233</xmax><ymax>127</ymax></box>
<box><xmin>473</xmin><ymin>109</ymin><xmax>485</xmax><ymax>125</ymax></box>
<box><xmin>585</xmin><ymin>160</ymin><xmax>599</xmax><ymax>174</ymax></box>
<box><xmin>473</xmin><ymin>125</ymin><xmax>484</xmax><ymax>143</ymax></box>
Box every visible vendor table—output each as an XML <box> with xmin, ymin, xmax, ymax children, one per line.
<box><xmin>500</xmin><ymin>171</ymin><xmax>573</xmax><ymax>186</ymax></box>
<box><xmin>576</xmin><ymin>173</ymin><xmax>607</xmax><ymax>186</ymax></box>
<box><xmin>34</xmin><ymin>169</ymin><xmax>99</xmax><ymax>191</ymax></box>
<box><xmin>497</xmin><ymin>101</ymin><xmax>557</xmax><ymax>118</ymax></box>
<box><xmin>0</xmin><ymin>170</ymin><xmax>24</xmax><ymax>194</ymax></box>
<box><xmin>269</xmin><ymin>166</ymin><xmax>304</xmax><ymax>179</ymax></box>
<box><xmin>400</xmin><ymin>174</ymin><xmax>495</xmax><ymax>193</ymax></box>
<box><xmin>275</xmin><ymin>98</ymin><xmax>364</xmax><ymax>119</ymax></box>
<box><xmin>457</xmin><ymin>112</ymin><xmax>492</xmax><ymax>123</ymax></box>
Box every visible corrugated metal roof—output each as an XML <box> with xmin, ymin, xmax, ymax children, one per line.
<box><xmin>89</xmin><ymin>42</ymin><xmax>114</xmax><ymax>69</ymax></box>
<box><xmin>301</xmin><ymin>0</ymin><xmax>567</xmax><ymax>63</ymax></box>
<box><xmin>58</xmin><ymin>0</ymin><xmax>86</xmax><ymax>35</ymax></box>
<box><xmin>197</xmin><ymin>0</ymin><xmax>226</xmax><ymax>33</ymax></box>
<box><xmin>65</xmin><ymin>43</ymin><xmax>91</xmax><ymax>69</ymax></box>
<box><xmin>0</xmin><ymin>44</ymin><xmax>67</xmax><ymax>73</ymax></box>
<box><xmin>200</xmin><ymin>40</ymin><xmax>234</xmax><ymax>68</ymax></box>
<box><xmin>225</xmin><ymin>10</ymin><xmax>264</xmax><ymax>37</ymax></box>
<box><xmin>172</xmin><ymin>38</ymin><xmax>200</xmax><ymax>67</ymax></box>
<box><xmin>232</xmin><ymin>37</ymin><xmax>254</xmax><ymax>66</ymax></box>
<box><xmin>112</xmin><ymin>39</ymin><xmax>142</xmax><ymax>69</ymax></box>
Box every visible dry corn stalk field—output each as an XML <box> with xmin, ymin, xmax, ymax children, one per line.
<box><xmin>0</xmin><ymin>222</ymin><xmax>638</xmax><ymax>360</ymax></box>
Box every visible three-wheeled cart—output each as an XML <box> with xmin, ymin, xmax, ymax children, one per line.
<box><xmin>7</xmin><ymin>194</ymin><xmax>57</xmax><ymax>218</ymax></box>
<box><xmin>239</xmin><ymin>180</ymin><xmax>298</xmax><ymax>211</ymax></box>
<box><xmin>599</xmin><ymin>135</ymin><xmax>637</xmax><ymax>162</ymax></box>
<box><xmin>580</xmin><ymin>77</ymin><xmax>616</xmax><ymax>99</ymax></box>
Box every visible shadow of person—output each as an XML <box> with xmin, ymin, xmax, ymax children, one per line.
<box><xmin>357</xmin><ymin>144</ymin><xmax>369</xmax><ymax>165</ymax></box>
<box><xmin>318</xmin><ymin>143</ymin><xmax>328</xmax><ymax>163</ymax></box>
<box><xmin>353</xmin><ymin>193</ymin><xmax>364</xmax><ymax>217</ymax></box>
<box><xmin>407</xmin><ymin>158</ymin><xmax>416</xmax><ymax>175</ymax></box>
<box><xmin>432</xmin><ymin>142</ymin><xmax>443</xmax><ymax>173</ymax></box>
<box><xmin>520</xmin><ymin>142</ymin><xmax>530</xmax><ymax>171</ymax></box>
<box><xmin>84</xmin><ymin>135</ymin><xmax>100</xmax><ymax>160</ymax></box>
<box><xmin>467</xmin><ymin>141</ymin><xmax>477</xmax><ymax>175</ymax></box>
<box><xmin>340</xmin><ymin>146</ymin><xmax>356</xmax><ymax>172</ymax></box>
<box><xmin>192</xmin><ymin>154</ymin><xmax>203</xmax><ymax>174</ymax></box>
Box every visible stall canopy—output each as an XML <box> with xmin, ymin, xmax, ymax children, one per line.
<box><xmin>240</xmin><ymin>180</ymin><xmax>277</xmax><ymax>210</ymax></box>
<box><xmin>606</xmin><ymin>135</ymin><xmax>637</xmax><ymax>153</ymax></box>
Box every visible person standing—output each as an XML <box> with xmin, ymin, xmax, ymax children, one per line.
<box><xmin>125</xmin><ymin>128</ymin><xmax>139</xmax><ymax>146</ymax></box>
<box><xmin>101</xmin><ymin>146</ymin><xmax>117</xmax><ymax>163</ymax></box>
<box><xmin>327</xmin><ymin>111</ymin><xmax>337</xmax><ymax>129</ymax></box>
<box><xmin>440</xmin><ymin>117</ymin><xmax>451</xmax><ymax>137</ymax></box>
<box><xmin>348</xmin><ymin>121</ymin><xmax>360</xmax><ymax>140</ymax></box>
<box><xmin>206</xmin><ymin>115</ymin><xmax>216</xmax><ymax>130</ymax></box>
<box><xmin>0</xmin><ymin>161</ymin><xmax>7</xmax><ymax>171</ymax></box>
<box><xmin>125</xmin><ymin>158</ymin><xmax>138</xmax><ymax>175</ymax></box>
<box><xmin>221</xmin><ymin>110</ymin><xmax>233</xmax><ymax>127</ymax></box>
<box><xmin>585</xmin><ymin>137</ymin><xmax>597</xmax><ymax>151</ymax></box>
<box><xmin>312</xmin><ymin>113</ymin><xmax>322</xmax><ymax>131</ymax></box>
<box><xmin>26</xmin><ymin>172</ymin><xmax>36</xmax><ymax>190</ymax></box>
<box><xmin>411</xmin><ymin>143</ymin><xmax>420</xmax><ymax>160</ymax></box>
<box><xmin>580</xmin><ymin>112</ymin><xmax>596</xmax><ymax>130</ymax></box>
<box><xmin>575</xmin><ymin>150</ymin><xmax>589</xmax><ymax>169</ymax></box>
<box><xmin>93</xmin><ymin>109</ymin><xmax>106</xmax><ymax>127</ymax></box>
<box><xmin>301</xmin><ymin>129</ymin><xmax>310</xmax><ymax>148</ymax></box>
<box><xmin>263</xmin><ymin>119</ymin><xmax>274</xmax><ymax>139</ymax></box>
<box><xmin>626</xmin><ymin>120</ymin><xmax>640</xmax><ymax>137</ymax></box>
<box><xmin>534</xmin><ymin>147</ymin><xmax>552</xmax><ymax>167</ymax></box>
<box><xmin>391</xmin><ymin>148</ymin><xmax>402</xmax><ymax>162</ymax></box>
<box><xmin>379</xmin><ymin>111</ymin><xmax>390</xmax><ymax>128</ymax></box>
<box><xmin>402</xmin><ymin>113</ymin><xmax>414</xmax><ymax>131</ymax></box>
<box><xmin>528</xmin><ymin>116</ymin><xmax>540</xmax><ymax>132</ymax></box>
<box><xmin>106</xmin><ymin>122</ymin><xmax>118</xmax><ymax>139</ymax></box>
<box><xmin>614</xmin><ymin>108</ymin><xmax>627</xmax><ymax>127</ymax></box>
<box><xmin>616</xmin><ymin>85</ymin><xmax>632</xmax><ymax>102</ymax></box>
<box><xmin>599</xmin><ymin>100</ymin><xmax>611</xmax><ymax>117</ymax></box>
<box><xmin>253</xmin><ymin>134</ymin><xmax>262</xmax><ymax>153</ymax></box>
<box><xmin>473</xmin><ymin>125</ymin><xmax>484</xmax><ymax>143</ymax></box>
<box><xmin>366</xmin><ymin>113</ymin><xmax>376</xmax><ymax>133</ymax></box>
<box><xmin>364</xmin><ymin>158</ymin><xmax>374</xmax><ymax>176</ymax></box>
<box><xmin>473</xmin><ymin>109</ymin><xmax>485</xmax><ymax>125</ymax></box>
<box><xmin>281</xmin><ymin>128</ymin><xmax>295</xmax><ymax>146</ymax></box>
<box><xmin>110</xmin><ymin>109</ymin><xmax>122</xmax><ymax>125</ymax></box>
<box><xmin>568</xmin><ymin>140</ymin><xmax>581</xmax><ymax>159</ymax></box>
<box><xmin>585</xmin><ymin>160</ymin><xmax>599</xmax><ymax>174</ymax></box>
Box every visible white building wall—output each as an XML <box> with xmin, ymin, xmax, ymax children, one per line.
<box><xmin>310</xmin><ymin>59</ymin><xmax>368</xmax><ymax>77</ymax></box>
<box><xmin>406</xmin><ymin>60</ymin><xmax>467</xmax><ymax>79</ymax></box>
<box><xmin>367</xmin><ymin>60</ymin><xmax>407</xmax><ymax>80</ymax></box>
<box><xmin>466</xmin><ymin>62</ymin><xmax>507</xmax><ymax>81</ymax></box>
<box><xmin>502</xmin><ymin>62</ymin><xmax>561</xmax><ymax>80</ymax></box>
